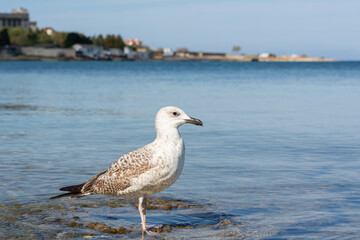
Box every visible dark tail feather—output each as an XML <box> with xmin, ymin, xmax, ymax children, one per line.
<box><xmin>59</xmin><ymin>183</ymin><xmax>86</xmax><ymax>192</ymax></box>
<box><xmin>50</xmin><ymin>192</ymin><xmax>85</xmax><ymax>199</ymax></box>
<box><xmin>50</xmin><ymin>182</ymin><xmax>86</xmax><ymax>200</ymax></box>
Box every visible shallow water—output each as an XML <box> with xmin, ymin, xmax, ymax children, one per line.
<box><xmin>1</xmin><ymin>61</ymin><xmax>360</xmax><ymax>239</ymax></box>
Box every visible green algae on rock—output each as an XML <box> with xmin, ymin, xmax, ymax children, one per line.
<box><xmin>0</xmin><ymin>198</ymin><xmax>222</xmax><ymax>238</ymax></box>
<box><xmin>68</xmin><ymin>221</ymin><xmax>82</xmax><ymax>227</ymax></box>
<box><xmin>87</xmin><ymin>222</ymin><xmax>132</xmax><ymax>234</ymax></box>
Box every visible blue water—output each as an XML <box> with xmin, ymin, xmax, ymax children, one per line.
<box><xmin>1</xmin><ymin>61</ymin><xmax>360</xmax><ymax>239</ymax></box>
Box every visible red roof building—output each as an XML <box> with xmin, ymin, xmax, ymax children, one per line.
<box><xmin>124</xmin><ymin>38</ymin><xmax>142</xmax><ymax>47</ymax></box>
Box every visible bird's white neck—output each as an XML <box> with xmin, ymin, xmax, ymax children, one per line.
<box><xmin>155</xmin><ymin>127</ymin><xmax>182</xmax><ymax>144</ymax></box>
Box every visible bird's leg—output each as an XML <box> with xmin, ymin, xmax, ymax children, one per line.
<box><xmin>138</xmin><ymin>196</ymin><xmax>159</xmax><ymax>236</ymax></box>
<box><xmin>138</xmin><ymin>196</ymin><xmax>147</xmax><ymax>233</ymax></box>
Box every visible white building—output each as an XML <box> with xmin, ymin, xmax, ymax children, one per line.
<box><xmin>73</xmin><ymin>44</ymin><xmax>104</xmax><ymax>59</ymax></box>
<box><xmin>259</xmin><ymin>53</ymin><xmax>270</xmax><ymax>58</ymax></box>
<box><xmin>163</xmin><ymin>48</ymin><xmax>174</xmax><ymax>57</ymax></box>
<box><xmin>124</xmin><ymin>47</ymin><xmax>133</xmax><ymax>59</ymax></box>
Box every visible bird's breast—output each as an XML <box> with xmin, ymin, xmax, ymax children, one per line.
<box><xmin>143</xmin><ymin>139</ymin><xmax>185</xmax><ymax>194</ymax></box>
<box><xmin>156</xmin><ymin>138</ymin><xmax>185</xmax><ymax>177</ymax></box>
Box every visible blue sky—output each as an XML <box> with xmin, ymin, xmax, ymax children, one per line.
<box><xmin>2</xmin><ymin>0</ymin><xmax>360</xmax><ymax>60</ymax></box>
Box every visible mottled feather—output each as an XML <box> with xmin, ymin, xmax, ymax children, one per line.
<box><xmin>79</xmin><ymin>145</ymin><xmax>156</xmax><ymax>197</ymax></box>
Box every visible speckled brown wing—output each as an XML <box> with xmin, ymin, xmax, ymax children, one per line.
<box><xmin>81</xmin><ymin>146</ymin><xmax>155</xmax><ymax>195</ymax></box>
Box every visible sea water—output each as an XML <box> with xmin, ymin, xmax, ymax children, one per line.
<box><xmin>1</xmin><ymin>61</ymin><xmax>360</xmax><ymax>239</ymax></box>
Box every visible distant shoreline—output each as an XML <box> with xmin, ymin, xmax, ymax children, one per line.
<box><xmin>0</xmin><ymin>55</ymin><xmax>337</xmax><ymax>62</ymax></box>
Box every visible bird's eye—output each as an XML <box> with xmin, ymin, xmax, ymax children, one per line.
<box><xmin>173</xmin><ymin>112</ymin><xmax>177</xmax><ymax>116</ymax></box>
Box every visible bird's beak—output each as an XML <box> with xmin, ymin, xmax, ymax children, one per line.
<box><xmin>184</xmin><ymin>117</ymin><xmax>203</xmax><ymax>126</ymax></box>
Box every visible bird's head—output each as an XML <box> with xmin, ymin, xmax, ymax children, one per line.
<box><xmin>155</xmin><ymin>106</ymin><xmax>203</xmax><ymax>132</ymax></box>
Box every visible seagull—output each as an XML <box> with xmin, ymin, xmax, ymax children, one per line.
<box><xmin>51</xmin><ymin>106</ymin><xmax>203</xmax><ymax>235</ymax></box>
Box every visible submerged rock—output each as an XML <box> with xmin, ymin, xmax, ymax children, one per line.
<box><xmin>86</xmin><ymin>222</ymin><xmax>131</xmax><ymax>234</ymax></box>
<box><xmin>1</xmin><ymin>197</ymin><xmax>231</xmax><ymax>238</ymax></box>
<box><xmin>68</xmin><ymin>221</ymin><xmax>82</xmax><ymax>227</ymax></box>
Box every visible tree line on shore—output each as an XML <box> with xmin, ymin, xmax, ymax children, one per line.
<box><xmin>0</xmin><ymin>27</ymin><xmax>125</xmax><ymax>49</ymax></box>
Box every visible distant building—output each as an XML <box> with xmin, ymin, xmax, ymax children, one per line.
<box><xmin>0</xmin><ymin>8</ymin><xmax>36</xmax><ymax>30</ymax></box>
<box><xmin>163</xmin><ymin>48</ymin><xmax>174</xmax><ymax>57</ymax></box>
<box><xmin>134</xmin><ymin>46</ymin><xmax>152</xmax><ymax>59</ymax></box>
<box><xmin>73</xmin><ymin>44</ymin><xmax>104</xmax><ymax>59</ymax></box>
<box><xmin>174</xmin><ymin>51</ymin><xmax>226</xmax><ymax>59</ymax></box>
<box><xmin>124</xmin><ymin>38</ymin><xmax>142</xmax><ymax>47</ymax></box>
<box><xmin>107</xmin><ymin>48</ymin><xmax>124</xmax><ymax>57</ymax></box>
<box><xmin>259</xmin><ymin>53</ymin><xmax>270</xmax><ymax>58</ymax></box>
<box><xmin>176</xmin><ymin>47</ymin><xmax>189</xmax><ymax>53</ymax></box>
<box><xmin>259</xmin><ymin>53</ymin><xmax>276</xmax><ymax>58</ymax></box>
<box><xmin>174</xmin><ymin>51</ymin><xmax>198</xmax><ymax>58</ymax></box>
<box><xmin>124</xmin><ymin>47</ymin><xmax>134</xmax><ymax>59</ymax></box>
<box><xmin>29</xmin><ymin>21</ymin><xmax>37</xmax><ymax>31</ymax></box>
<box><xmin>42</xmin><ymin>27</ymin><xmax>56</xmax><ymax>36</ymax></box>
<box><xmin>153</xmin><ymin>50</ymin><xmax>163</xmax><ymax>60</ymax></box>
<box><xmin>134</xmin><ymin>51</ymin><xmax>152</xmax><ymax>60</ymax></box>
<box><xmin>153</xmin><ymin>49</ymin><xmax>164</xmax><ymax>60</ymax></box>
<box><xmin>21</xmin><ymin>46</ymin><xmax>75</xmax><ymax>58</ymax></box>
